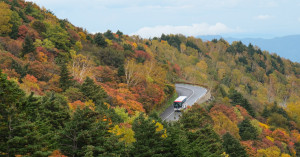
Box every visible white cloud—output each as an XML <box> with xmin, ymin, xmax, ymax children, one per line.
<box><xmin>254</xmin><ymin>15</ymin><xmax>272</xmax><ymax>20</ymax></box>
<box><xmin>131</xmin><ymin>23</ymin><xmax>241</xmax><ymax>38</ymax></box>
<box><xmin>298</xmin><ymin>18</ymin><xmax>300</xmax><ymax>22</ymax></box>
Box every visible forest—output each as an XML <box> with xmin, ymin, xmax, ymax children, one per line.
<box><xmin>0</xmin><ymin>0</ymin><xmax>300</xmax><ymax>156</ymax></box>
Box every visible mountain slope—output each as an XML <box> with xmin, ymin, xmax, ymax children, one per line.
<box><xmin>199</xmin><ymin>35</ymin><xmax>300</xmax><ymax>63</ymax></box>
<box><xmin>0</xmin><ymin>0</ymin><xmax>300</xmax><ymax>156</ymax></box>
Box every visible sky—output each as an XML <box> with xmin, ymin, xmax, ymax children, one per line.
<box><xmin>26</xmin><ymin>0</ymin><xmax>300</xmax><ymax>39</ymax></box>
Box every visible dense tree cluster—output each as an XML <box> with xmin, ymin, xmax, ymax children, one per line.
<box><xmin>222</xmin><ymin>133</ymin><xmax>248</xmax><ymax>157</ymax></box>
<box><xmin>0</xmin><ymin>0</ymin><xmax>299</xmax><ymax>156</ymax></box>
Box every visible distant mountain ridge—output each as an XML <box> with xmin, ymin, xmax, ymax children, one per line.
<box><xmin>198</xmin><ymin>35</ymin><xmax>300</xmax><ymax>63</ymax></box>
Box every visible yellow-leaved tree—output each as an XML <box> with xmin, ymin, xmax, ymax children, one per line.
<box><xmin>69</xmin><ymin>51</ymin><xmax>95</xmax><ymax>82</ymax></box>
<box><xmin>286</xmin><ymin>101</ymin><xmax>300</xmax><ymax>127</ymax></box>
<box><xmin>0</xmin><ymin>2</ymin><xmax>12</xmax><ymax>35</ymax></box>
<box><xmin>257</xmin><ymin>146</ymin><xmax>281</xmax><ymax>157</ymax></box>
<box><xmin>231</xmin><ymin>69</ymin><xmax>242</xmax><ymax>86</ymax></box>
<box><xmin>153</xmin><ymin>120</ymin><xmax>167</xmax><ymax>138</ymax></box>
<box><xmin>110</xmin><ymin>124</ymin><xmax>136</xmax><ymax>147</ymax></box>
<box><xmin>196</xmin><ymin>60</ymin><xmax>208</xmax><ymax>73</ymax></box>
<box><xmin>210</xmin><ymin>111</ymin><xmax>240</xmax><ymax>139</ymax></box>
<box><xmin>281</xmin><ymin>153</ymin><xmax>291</xmax><ymax>157</ymax></box>
<box><xmin>78</xmin><ymin>32</ymin><xmax>86</xmax><ymax>41</ymax></box>
<box><xmin>124</xmin><ymin>59</ymin><xmax>143</xmax><ymax>87</ymax></box>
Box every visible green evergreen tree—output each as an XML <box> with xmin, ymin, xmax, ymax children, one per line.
<box><xmin>24</xmin><ymin>2</ymin><xmax>33</xmax><ymax>14</ymax></box>
<box><xmin>211</xmin><ymin>38</ymin><xmax>218</xmax><ymax>43</ymax></box>
<box><xmin>18</xmin><ymin>10</ymin><xmax>29</xmax><ymax>23</ymax></box>
<box><xmin>235</xmin><ymin>41</ymin><xmax>247</xmax><ymax>53</ymax></box>
<box><xmin>185</xmin><ymin>126</ymin><xmax>224</xmax><ymax>157</ymax></box>
<box><xmin>131</xmin><ymin>113</ymin><xmax>167</xmax><ymax>157</ymax></box>
<box><xmin>86</xmin><ymin>35</ymin><xmax>94</xmax><ymax>43</ymax></box>
<box><xmin>229</xmin><ymin>88</ymin><xmax>255</xmax><ymax>117</ymax></box>
<box><xmin>9</xmin><ymin>11</ymin><xmax>21</xmax><ymax>39</ymax></box>
<box><xmin>180</xmin><ymin>105</ymin><xmax>224</xmax><ymax>156</ymax></box>
<box><xmin>247</xmin><ymin>43</ymin><xmax>255</xmax><ymax>56</ymax></box>
<box><xmin>94</xmin><ymin>33</ymin><xmax>107</xmax><ymax>47</ymax></box>
<box><xmin>104</xmin><ymin>30</ymin><xmax>115</xmax><ymax>40</ymax></box>
<box><xmin>31</xmin><ymin>92</ymin><xmax>71</xmax><ymax>152</ymax></box>
<box><xmin>21</xmin><ymin>34</ymin><xmax>35</xmax><ymax>57</ymax></box>
<box><xmin>116</xmin><ymin>30</ymin><xmax>123</xmax><ymax>41</ymax></box>
<box><xmin>97</xmin><ymin>48</ymin><xmax>124</xmax><ymax>68</ymax></box>
<box><xmin>20</xmin><ymin>93</ymin><xmax>53</xmax><ymax>156</ymax></box>
<box><xmin>116</xmin><ymin>30</ymin><xmax>123</xmax><ymax>37</ymax></box>
<box><xmin>20</xmin><ymin>92</ymin><xmax>40</xmax><ymax>121</ymax></box>
<box><xmin>117</xmin><ymin>65</ymin><xmax>125</xmax><ymax>77</ymax></box>
<box><xmin>180</xmin><ymin>105</ymin><xmax>213</xmax><ymax>129</ymax></box>
<box><xmin>39</xmin><ymin>92</ymin><xmax>70</xmax><ymax>130</ymax></box>
<box><xmin>9</xmin><ymin>23</ymin><xmax>19</xmax><ymax>39</ymax></box>
<box><xmin>84</xmin><ymin>145</ymin><xmax>94</xmax><ymax>157</ymax></box>
<box><xmin>12</xmin><ymin>0</ymin><xmax>20</xmax><ymax>7</ymax></box>
<box><xmin>59</xmin><ymin>63</ymin><xmax>74</xmax><ymax>91</ymax></box>
<box><xmin>270</xmin><ymin>103</ymin><xmax>289</xmax><ymax>119</ymax></box>
<box><xmin>222</xmin><ymin>133</ymin><xmax>248</xmax><ymax>157</ymax></box>
<box><xmin>0</xmin><ymin>70</ymin><xmax>25</xmax><ymax>156</ymax></box>
<box><xmin>228</xmin><ymin>88</ymin><xmax>244</xmax><ymax>104</ymax></box>
<box><xmin>7</xmin><ymin>115</ymin><xmax>45</xmax><ymax>156</ymax></box>
<box><xmin>226</xmin><ymin>45</ymin><xmax>235</xmax><ymax>54</ymax></box>
<box><xmin>59</xmin><ymin>107</ymin><xmax>124</xmax><ymax>157</ymax></box>
<box><xmin>80</xmin><ymin>77</ymin><xmax>107</xmax><ymax>106</ymax></box>
<box><xmin>32</xmin><ymin>20</ymin><xmax>47</xmax><ymax>33</ymax></box>
<box><xmin>262</xmin><ymin>106</ymin><xmax>270</xmax><ymax>118</ymax></box>
<box><xmin>123</xmin><ymin>44</ymin><xmax>132</xmax><ymax>51</ymax></box>
<box><xmin>163</xmin><ymin>123</ymin><xmax>189</xmax><ymax>157</ymax></box>
<box><xmin>33</xmin><ymin>119</ymin><xmax>56</xmax><ymax>155</ymax></box>
<box><xmin>0</xmin><ymin>71</ymin><xmax>51</xmax><ymax>156</ymax></box>
<box><xmin>11</xmin><ymin>60</ymin><xmax>28</xmax><ymax>80</ymax></box>
<box><xmin>238</xmin><ymin>118</ymin><xmax>258</xmax><ymax>141</ymax></box>
<box><xmin>186</xmin><ymin>40</ymin><xmax>201</xmax><ymax>53</ymax></box>
<box><xmin>63</xmin><ymin>87</ymin><xmax>85</xmax><ymax>102</ymax></box>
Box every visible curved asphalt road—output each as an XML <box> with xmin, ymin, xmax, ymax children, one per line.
<box><xmin>160</xmin><ymin>84</ymin><xmax>207</xmax><ymax>122</ymax></box>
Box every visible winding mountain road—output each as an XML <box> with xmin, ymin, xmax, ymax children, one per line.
<box><xmin>160</xmin><ymin>84</ymin><xmax>207</xmax><ymax>122</ymax></box>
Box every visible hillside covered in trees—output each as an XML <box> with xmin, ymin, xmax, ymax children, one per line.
<box><xmin>0</xmin><ymin>0</ymin><xmax>300</xmax><ymax>156</ymax></box>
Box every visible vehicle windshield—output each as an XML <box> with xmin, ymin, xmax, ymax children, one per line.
<box><xmin>174</xmin><ymin>102</ymin><xmax>182</xmax><ymax>108</ymax></box>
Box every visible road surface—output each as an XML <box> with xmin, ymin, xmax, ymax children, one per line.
<box><xmin>160</xmin><ymin>84</ymin><xmax>207</xmax><ymax>122</ymax></box>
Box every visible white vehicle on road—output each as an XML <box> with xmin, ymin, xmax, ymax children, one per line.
<box><xmin>173</xmin><ymin>96</ymin><xmax>187</xmax><ymax>111</ymax></box>
<box><xmin>160</xmin><ymin>84</ymin><xmax>207</xmax><ymax>122</ymax></box>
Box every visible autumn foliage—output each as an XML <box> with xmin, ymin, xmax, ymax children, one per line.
<box><xmin>0</xmin><ymin>0</ymin><xmax>299</xmax><ymax>156</ymax></box>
